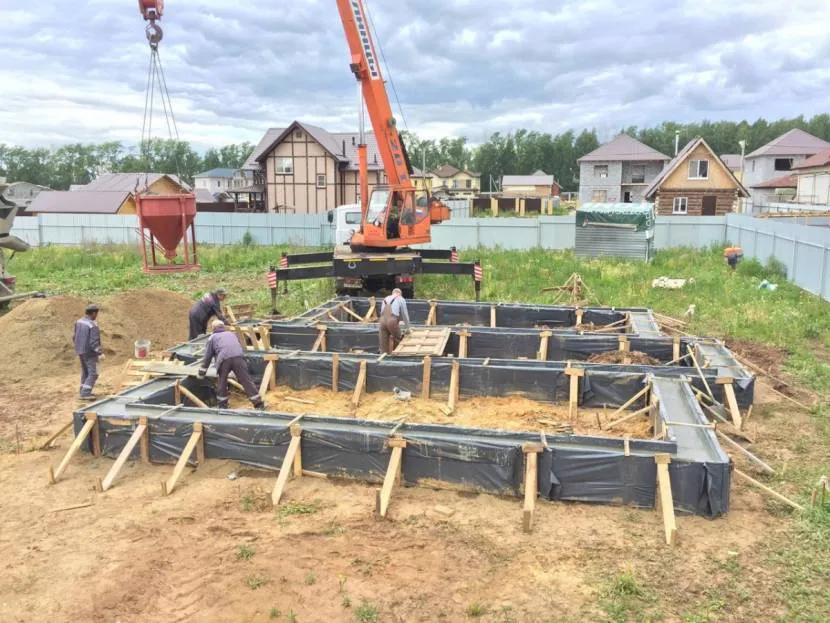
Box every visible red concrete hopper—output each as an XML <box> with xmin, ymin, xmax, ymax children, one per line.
<box><xmin>136</xmin><ymin>192</ymin><xmax>199</xmax><ymax>272</ymax></box>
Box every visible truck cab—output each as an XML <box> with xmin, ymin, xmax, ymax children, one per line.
<box><xmin>328</xmin><ymin>203</ymin><xmax>363</xmax><ymax>247</ymax></box>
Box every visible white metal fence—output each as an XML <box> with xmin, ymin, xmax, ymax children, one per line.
<box><xmin>10</xmin><ymin>211</ymin><xmax>830</xmax><ymax>301</ymax></box>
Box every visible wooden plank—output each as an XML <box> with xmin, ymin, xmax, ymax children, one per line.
<box><xmin>448</xmin><ymin>359</ymin><xmax>460</xmax><ymax>413</ymax></box>
<box><xmin>311</xmin><ymin>326</ymin><xmax>327</xmax><ymax>352</ymax></box>
<box><xmin>98</xmin><ymin>423</ymin><xmax>147</xmax><ymax>492</ymax></box>
<box><xmin>161</xmin><ymin>423</ymin><xmax>203</xmax><ymax>496</ymax></box>
<box><xmin>341</xmin><ymin>304</ymin><xmax>365</xmax><ymax>323</ymax></box>
<box><xmin>523</xmin><ymin>447</ymin><xmax>539</xmax><ymax>533</ymax></box>
<box><xmin>687</xmin><ymin>345</ymin><xmax>715</xmax><ymax>401</ymax></box>
<box><xmin>604</xmin><ymin>384</ymin><xmax>651</xmax><ymax>423</ymax></box>
<box><xmin>332</xmin><ymin>353</ymin><xmax>340</xmax><ymax>392</ymax></box>
<box><xmin>49</xmin><ymin>416</ymin><xmax>97</xmax><ymax>484</ymax></box>
<box><xmin>139</xmin><ymin>416</ymin><xmax>150</xmax><ymax>463</ymax></box>
<box><xmin>422</xmin><ymin>356</ymin><xmax>431</xmax><ymax>399</ymax></box>
<box><xmin>259</xmin><ymin>361</ymin><xmax>274</xmax><ymax>398</ymax></box>
<box><xmin>427</xmin><ymin>300</ymin><xmax>437</xmax><ymax>326</ymax></box>
<box><xmin>722</xmin><ymin>382</ymin><xmax>743</xmax><ymax>431</ymax></box>
<box><xmin>90</xmin><ymin>412</ymin><xmax>101</xmax><ymax>458</ymax></box>
<box><xmin>363</xmin><ymin>297</ymin><xmax>376</xmax><ymax>322</ymax></box>
<box><xmin>272</xmin><ymin>433</ymin><xmax>302</xmax><ymax>506</ymax></box>
<box><xmin>351</xmin><ymin>360</ymin><xmax>367</xmax><ymax>408</ymax></box>
<box><xmin>40</xmin><ymin>420</ymin><xmax>75</xmax><ymax>450</ymax></box>
<box><xmin>538</xmin><ymin>331</ymin><xmax>552</xmax><ymax>361</ymax></box>
<box><xmin>655</xmin><ymin>453</ymin><xmax>677</xmax><ymax>545</ymax></box>
<box><xmin>672</xmin><ymin>337</ymin><xmax>681</xmax><ymax>361</ymax></box>
<box><xmin>733</xmin><ymin>468</ymin><xmax>803</xmax><ymax>511</ymax></box>
<box><xmin>177</xmin><ymin>383</ymin><xmax>208</xmax><ymax>409</ymax></box>
<box><xmin>376</xmin><ymin>442</ymin><xmax>406</xmax><ymax>517</ymax></box>
<box><xmin>566</xmin><ymin>369</ymin><xmax>579</xmax><ymax>421</ymax></box>
<box><xmin>458</xmin><ymin>331</ymin><xmax>469</xmax><ymax>358</ymax></box>
<box><xmin>605</xmin><ymin>404</ymin><xmax>652</xmax><ymax>431</ymax></box>
<box><xmin>490</xmin><ymin>305</ymin><xmax>496</xmax><ymax>328</ymax></box>
<box><xmin>290</xmin><ymin>425</ymin><xmax>303</xmax><ymax>477</ymax></box>
<box><xmin>715</xmin><ymin>430</ymin><xmax>775</xmax><ymax>474</ymax></box>
<box><xmin>618</xmin><ymin>336</ymin><xmax>630</xmax><ymax>352</ymax></box>
<box><xmin>259</xmin><ymin>324</ymin><xmax>272</xmax><ymax>349</ymax></box>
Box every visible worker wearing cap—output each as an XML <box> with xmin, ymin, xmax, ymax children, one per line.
<box><xmin>73</xmin><ymin>303</ymin><xmax>104</xmax><ymax>400</ymax></box>
<box><xmin>188</xmin><ymin>287</ymin><xmax>228</xmax><ymax>340</ymax></box>
<box><xmin>379</xmin><ymin>288</ymin><xmax>410</xmax><ymax>354</ymax></box>
<box><xmin>198</xmin><ymin>320</ymin><xmax>265</xmax><ymax>410</ymax></box>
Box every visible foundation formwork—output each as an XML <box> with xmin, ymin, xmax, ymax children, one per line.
<box><xmin>67</xmin><ymin>296</ymin><xmax>751</xmax><ymax>523</ymax></box>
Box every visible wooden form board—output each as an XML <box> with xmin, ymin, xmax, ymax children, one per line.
<box><xmin>376</xmin><ymin>437</ymin><xmax>407</xmax><ymax>517</ymax></box>
<box><xmin>655</xmin><ymin>453</ymin><xmax>677</xmax><ymax>545</ymax></box>
<box><xmin>392</xmin><ymin>327</ymin><xmax>451</xmax><ymax>357</ymax></box>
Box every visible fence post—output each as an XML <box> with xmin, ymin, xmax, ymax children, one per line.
<box><xmin>792</xmin><ymin>240</ymin><xmax>798</xmax><ymax>280</ymax></box>
<box><xmin>821</xmin><ymin>247</ymin><xmax>828</xmax><ymax>299</ymax></box>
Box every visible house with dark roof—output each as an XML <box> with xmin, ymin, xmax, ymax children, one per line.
<box><xmin>578</xmin><ymin>135</ymin><xmax>670</xmax><ymax>205</ymax></box>
<box><xmin>428</xmin><ymin>164</ymin><xmax>480</xmax><ymax>198</ymax></box>
<box><xmin>791</xmin><ymin>148</ymin><xmax>830</xmax><ymax>206</ymax></box>
<box><xmin>742</xmin><ymin>129</ymin><xmax>830</xmax><ymax>202</ymax></box>
<box><xmin>194</xmin><ymin>168</ymin><xmax>237</xmax><ymax>193</ymax></box>
<box><xmin>644</xmin><ymin>137</ymin><xmax>748</xmax><ymax>216</ymax></box>
<box><xmin>253</xmin><ymin>121</ymin><xmax>387</xmax><ymax>213</ymax></box>
<box><xmin>501</xmin><ymin>170</ymin><xmax>561</xmax><ymax>197</ymax></box>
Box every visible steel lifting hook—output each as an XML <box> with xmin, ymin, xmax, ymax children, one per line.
<box><xmin>145</xmin><ymin>21</ymin><xmax>164</xmax><ymax>49</ymax></box>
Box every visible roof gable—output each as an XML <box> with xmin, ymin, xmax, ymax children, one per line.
<box><xmin>578</xmin><ymin>134</ymin><xmax>670</xmax><ymax>163</ymax></box>
<box><xmin>195</xmin><ymin>167</ymin><xmax>236</xmax><ymax>178</ymax></box>
<box><xmin>644</xmin><ymin>137</ymin><xmax>749</xmax><ymax>198</ymax></box>
<box><xmin>746</xmin><ymin>128</ymin><xmax>830</xmax><ymax>159</ymax></box>
<box><xmin>82</xmin><ymin>173</ymin><xmax>188</xmax><ymax>193</ymax></box>
<box><xmin>431</xmin><ymin>163</ymin><xmax>480</xmax><ymax>178</ymax></box>
<box><xmin>29</xmin><ymin>190</ymin><xmax>131</xmax><ymax>214</ymax></box>
<box><xmin>792</xmin><ymin>148</ymin><xmax>830</xmax><ymax>171</ymax></box>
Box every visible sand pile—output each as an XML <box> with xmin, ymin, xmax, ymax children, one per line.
<box><xmin>0</xmin><ymin>289</ymin><xmax>192</xmax><ymax>380</ymax></box>
<box><xmin>587</xmin><ymin>350</ymin><xmax>660</xmax><ymax>366</ymax></box>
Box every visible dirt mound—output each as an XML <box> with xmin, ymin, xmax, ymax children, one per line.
<box><xmin>0</xmin><ymin>289</ymin><xmax>192</xmax><ymax>380</ymax></box>
<box><xmin>587</xmin><ymin>350</ymin><xmax>660</xmax><ymax>366</ymax></box>
<box><xmin>725</xmin><ymin>338</ymin><xmax>787</xmax><ymax>373</ymax></box>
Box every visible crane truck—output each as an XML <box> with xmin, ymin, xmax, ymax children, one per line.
<box><xmin>0</xmin><ymin>182</ymin><xmax>33</xmax><ymax>309</ymax></box>
<box><xmin>264</xmin><ymin>0</ymin><xmax>482</xmax><ymax>310</ymax></box>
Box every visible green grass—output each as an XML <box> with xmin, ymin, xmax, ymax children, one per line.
<box><xmin>354</xmin><ymin>600</ymin><xmax>379</xmax><ymax>622</ymax></box>
<box><xmin>236</xmin><ymin>544</ymin><xmax>255</xmax><ymax>561</ymax></box>
<box><xmin>245</xmin><ymin>574</ymin><xmax>267</xmax><ymax>590</ymax></box>
<box><xmin>598</xmin><ymin>572</ymin><xmax>658</xmax><ymax>623</ymax></box>
<box><xmin>276</xmin><ymin>500</ymin><xmax>320</xmax><ymax>519</ymax></box>
<box><xmin>466</xmin><ymin>602</ymin><xmax>488</xmax><ymax>617</ymax></box>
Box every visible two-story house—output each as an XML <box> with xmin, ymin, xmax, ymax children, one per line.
<box><xmin>194</xmin><ymin>168</ymin><xmax>237</xmax><ymax>193</ymax></box>
<box><xmin>429</xmin><ymin>164</ymin><xmax>480</xmax><ymax>198</ymax></box>
<box><xmin>253</xmin><ymin>121</ymin><xmax>386</xmax><ymax>213</ymax></box>
<box><xmin>578</xmin><ymin>135</ymin><xmax>670</xmax><ymax>204</ymax></box>
<box><xmin>742</xmin><ymin>129</ymin><xmax>830</xmax><ymax>205</ymax></box>
<box><xmin>644</xmin><ymin>137</ymin><xmax>748</xmax><ymax>215</ymax></box>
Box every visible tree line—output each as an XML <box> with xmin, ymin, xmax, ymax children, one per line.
<box><xmin>3</xmin><ymin>114</ymin><xmax>829</xmax><ymax>193</ymax></box>
<box><xmin>0</xmin><ymin>139</ymin><xmax>254</xmax><ymax>190</ymax></box>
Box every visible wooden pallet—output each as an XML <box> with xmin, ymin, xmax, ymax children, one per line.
<box><xmin>119</xmin><ymin>357</ymin><xmax>183</xmax><ymax>389</ymax></box>
<box><xmin>223</xmin><ymin>303</ymin><xmax>255</xmax><ymax>323</ymax></box>
<box><xmin>392</xmin><ymin>327</ymin><xmax>451</xmax><ymax>357</ymax></box>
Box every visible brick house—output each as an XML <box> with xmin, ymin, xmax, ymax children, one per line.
<box><xmin>644</xmin><ymin>137</ymin><xmax>748</xmax><ymax>215</ymax></box>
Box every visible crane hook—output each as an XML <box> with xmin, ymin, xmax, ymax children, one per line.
<box><xmin>145</xmin><ymin>22</ymin><xmax>163</xmax><ymax>49</ymax></box>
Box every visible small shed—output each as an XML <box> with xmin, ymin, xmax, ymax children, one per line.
<box><xmin>575</xmin><ymin>202</ymin><xmax>655</xmax><ymax>261</ymax></box>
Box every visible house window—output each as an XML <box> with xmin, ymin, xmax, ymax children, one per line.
<box><xmin>751</xmin><ymin>160</ymin><xmax>756</xmax><ymax>172</ymax></box>
<box><xmin>316</xmin><ymin>174</ymin><xmax>326</xmax><ymax>188</ymax></box>
<box><xmin>688</xmin><ymin>160</ymin><xmax>709</xmax><ymax>179</ymax></box>
<box><xmin>631</xmin><ymin>165</ymin><xmax>645</xmax><ymax>184</ymax></box>
<box><xmin>594</xmin><ymin>165</ymin><xmax>608</xmax><ymax>178</ymax></box>
<box><xmin>591</xmin><ymin>189</ymin><xmax>607</xmax><ymax>202</ymax></box>
<box><xmin>774</xmin><ymin>158</ymin><xmax>794</xmax><ymax>171</ymax></box>
<box><xmin>294</xmin><ymin>130</ymin><xmax>303</xmax><ymax>140</ymax></box>
<box><xmin>275</xmin><ymin>157</ymin><xmax>293</xmax><ymax>174</ymax></box>
<box><xmin>673</xmin><ymin>197</ymin><xmax>688</xmax><ymax>214</ymax></box>
<box><xmin>452</xmin><ymin>179</ymin><xmax>459</xmax><ymax>188</ymax></box>
<box><xmin>466</xmin><ymin>179</ymin><xmax>472</xmax><ymax>189</ymax></box>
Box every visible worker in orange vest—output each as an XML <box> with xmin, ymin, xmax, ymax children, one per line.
<box><xmin>723</xmin><ymin>246</ymin><xmax>744</xmax><ymax>272</ymax></box>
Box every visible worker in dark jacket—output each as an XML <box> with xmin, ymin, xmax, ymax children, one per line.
<box><xmin>198</xmin><ymin>320</ymin><xmax>265</xmax><ymax>410</ymax></box>
<box><xmin>73</xmin><ymin>303</ymin><xmax>104</xmax><ymax>400</ymax></box>
<box><xmin>188</xmin><ymin>287</ymin><xmax>228</xmax><ymax>340</ymax></box>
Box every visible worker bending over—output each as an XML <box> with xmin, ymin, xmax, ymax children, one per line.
<box><xmin>73</xmin><ymin>303</ymin><xmax>104</xmax><ymax>400</ymax></box>
<box><xmin>189</xmin><ymin>287</ymin><xmax>228</xmax><ymax>340</ymax></box>
<box><xmin>198</xmin><ymin>320</ymin><xmax>265</xmax><ymax>410</ymax></box>
<box><xmin>379</xmin><ymin>288</ymin><xmax>410</xmax><ymax>354</ymax></box>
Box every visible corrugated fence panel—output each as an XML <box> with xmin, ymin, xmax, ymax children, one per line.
<box><xmin>9</xmin><ymin>216</ymin><xmax>40</xmax><ymax>246</ymax></box>
<box><xmin>654</xmin><ymin>216</ymin><xmax>725</xmax><ymax>249</ymax></box>
<box><xmin>726</xmin><ymin>214</ymin><xmax>830</xmax><ymax>301</ymax></box>
<box><xmin>539</xmin><ymin>216</ymin><xmax>576</xmax><ymax>249</ymax></box>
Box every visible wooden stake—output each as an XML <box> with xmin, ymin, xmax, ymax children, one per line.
<box><xmin>363</xmin><ymin>297</ymin><xmax>377</xmax><ymax>322</ymax></box>
<box><xmin>565</xmin><ymin>366</ymin><xmax>584</xmax><ymax>421</ymax></box>
<box><xmin>719</xmin><ymin>380</ymin><xmax>743</xmax><ymax>430</ymax></box>
<box><xmin>98</xmin><ymin>422</ymin><xmax>147</xmax><ymax>492</ymax></box>
<box><xmin>173</xmin><ymin>380</ymin><xmax>182</xmax><ymax>405</ymax></box>
<box><xmin>259</xmin><ymin>324</ymin><xmax>272</xmax><ymax>349</ymax></box>
<box><xmin>448</xmin><ymin>359</ymin><xmax>460</xmax><ymax>413</ymax></box>
<box><xmin>733</xmin><ymin>468</ymin><xmax>803</xmax><ymax>511</ymax></box>
<box><xmin>715</xmin><ymin>430</ymin><xmax>775</xmax><ymax>474</ymax></box>
<box><xmin>178</xmin><ymin>383</ymin><xmax>209</xmax><ymax>409</ymax></box>
<box><xmin>40</xmin><ymin>420</ymin><xmax>74</xmax><ymax>450</ymax></box>
<box><xmin>523</xmin><ymin>444</ymin><xmax>541</xmax><ymax>533</ymax></box>
<box><xmin>351</xmin><ymin>360</ymin><xmax>367</xmax><ymax>409</ymax></box>
<box><xmin>655</xmin><ymin>453</ymin><xmax>677</xmax><ymax>545</ymax></box>
<box><xmin>291</xmin><ymin>424</ymin><xmax>303</xmax><ymax>477</ymax></box>
<box><xmin>458</xmin><ymin>330</ymin><xmax>469</xmax><ymax>358</ymax></box>
<box><xmin>49</xmin><ymin>416</ymin><xmax>97</xmax><ymax>484</ymax></box>
<box><xmin>672</xmin><ymin>336</ymin><xmax>681</xmax><ymax>362</ymax></box>
<box><xmin>575</xmin><ymin>308</ymin><xmax>584</xmax><ymax>326</ymax></box>
<box><xmin>376</xmin><ymin>437</ymin><xmax>407</xmax><ymax>517</ymax></box>
<box><xmin>538</xmin><ymin>330</ymin><xmax>552</xmax><ymax>361</ymax></box>
<box><xmin>422</xmin><ymin>355</ymin><xmax>431</xmax><ymax>399</ymax></box>
<box><xmin>139</xmin><ymin>416</ymin><xmax>150</xmax><ymax>463</ymax></box>
<box><xmin>331</xmin><ymin>353</ymin><xmax>340</xmax><ymax>392</ymax></box>
<box><xmin>490</xmin><ymin>305</ymin><xmax>496</xmax><ymax>328</ymax></box>
<box><xmin>312</xmin><ymin>325</ymin><xmax>327</xmax><ymax>352</ymax></box>
<box><xmin>427</xmin><ymin>300</ymin><xmax>437</xmax><ymax>326</ymax></box>
<box><xmin>259</xmin><ymin>361</ymin><xmax>274</xmax><ymax>397</ymax></box>
<box><xmin>161</xmin><ymin>422</ymin><xmax>203</xmax><ymax>496</ymax></box>
<box><xmin>272</xmin><ymin>431</ymin><xmax>302</xmax><ymax>506</ymax></box>
<box><xmin>687</xmin><ymin>345</ymin><xmax>715</xmax><ymax>401</ymax></box>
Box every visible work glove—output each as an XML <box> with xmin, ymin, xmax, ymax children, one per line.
<box><xmin>197</xmin><ymin>368</ymin><xmax>207</xmax><ymax>379</ymax></box>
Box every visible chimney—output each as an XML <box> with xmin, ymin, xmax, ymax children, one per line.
<box><xmin>342</xmin><ymin>140</ymin><xmax>346</xmax><ymax>155</ymax></box>
<box><xmin>352</xmin><ymin>136</ymin><xmax>356</xmax><ymax>146</ymax></box>
<box><xmin>674</xmin><ymin>130</ymin><xmax>680</xmax><ymax>156</ymax></box>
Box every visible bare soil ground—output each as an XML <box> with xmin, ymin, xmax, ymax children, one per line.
<box><xmin>0</xmin><ymin>292</ymin><xmax>825</xmax><ymax>622</ymax></box>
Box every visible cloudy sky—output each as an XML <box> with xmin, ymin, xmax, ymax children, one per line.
<box><xmin>2</xmin><ymin>0</ymin><xmax>829</xmax><ymax>150</ymax></box>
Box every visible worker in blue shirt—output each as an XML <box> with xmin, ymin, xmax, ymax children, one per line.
<box><xmin>379</xmin><ymin>288</ymin><xmax>410</xmax><ymax>354</ymax></box>
<box><xmin>73</xmin><ymin>303</ymin><xmax>104</xmax><ymax>400</ymax></box>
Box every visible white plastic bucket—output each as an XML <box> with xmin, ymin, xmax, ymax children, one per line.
<box><xmin>134</xmin><ymin>339</ymin><xmax>151</xmax><ymax>359</ymax></box>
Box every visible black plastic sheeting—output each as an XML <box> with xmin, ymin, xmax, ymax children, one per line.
<box><xmin>170</xmin><ymin>349</ymin><xmax>754</xmax><ymax>410</ymax></box>
<box><xmin>73</xmin><ymin>391</ymin><xmax>728</xmax><ymax>517</ymax></box>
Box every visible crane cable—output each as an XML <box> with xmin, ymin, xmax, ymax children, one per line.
<box><xmin>138</xmin><ymin>21</ymin><xmax>183</xmax><ymax>192</ymax></box>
